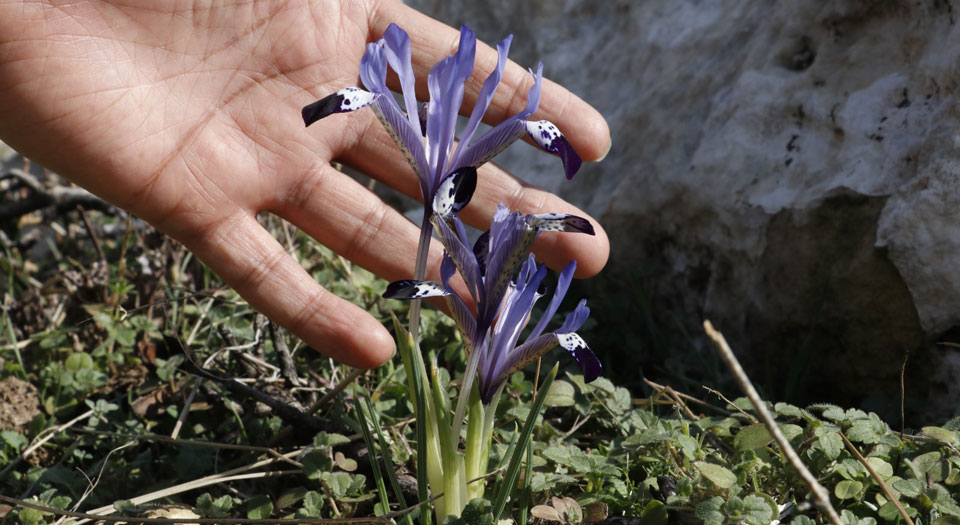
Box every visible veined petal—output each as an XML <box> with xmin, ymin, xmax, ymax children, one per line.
<box><xmin>481</xmin><ymin>332</ymin><xmax>556</xmax><ymax>404</ymax></box>
<box><xmin>445</xmin><ymin>293</ymin><xmax>478</xmax><ymax>356</ymax></box>
<box><xmin>302</xmin><ymin>87</ymin><xmax>376</xmax><ymax>126</ymax></box>
<box><xmin>480</xmin><ymin>210</ymin><xmax>537</xmax><ymax>326</ymax></box>
<box><xmin>528</xmin><ymin>213</ymin><xmax>595</xmax><ymax>235</ymax></box>
<box><xmin>381</xmin><ymin>24</ymin><xmax>422</xmax><ymax>136</ymax></box>
<box><xmin>528</xmin><ymin>260</ymin><xmax>576</xmax><ymax>340</ymax></box>
<box><xmin>523</xmin><ymin>120</ymin><xmax>582</xmax><ymax>179</ymax></box>
<box><xmin>557</xmin><ymin>332</ymin><xmax>602</xmax><ymax>382</ymax></box>
<box><xmin>432</xmin><ymin>167</ymin><xmax>477</xmax><ymax>219</ymax></box>
<box><xmin>433</xmin><ymin>215</ymin><xmax>483</xmax><ymax>304</ymax></box>
<box><xmin>453</xmin><ymin>120</ymin><xmax>526</xmax><ymax>171</ymax></box>
<box><xmin>369</xmin><ymin>99</ymin><xmax>431</xmax><ymax>197</ymax></box>
<box><xmin>425</xmin><ymin>26</ymin><xmax>476</xmax><ymax>188</ymax></box>
<box><xmin>449</xmin><ymin>35</ymin><xmax>513</xmax><ymax>170</ymax></box>
<box><xmin>360</xmin><ymin>42</ymin><xmax>431</xmax><ymax>188</ymax></box>
<box><xmin>383</xmin><ymin>280</ymin><xmax>449</xmax><ymax>299</ymax></box>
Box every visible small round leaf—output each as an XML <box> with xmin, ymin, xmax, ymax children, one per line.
<box><xmin>835</xmin><ymin>480</ymin><xmax>863</xmax><ymax>500</ymax></box>
<box><xmin>694</xmin><ymin>461</ymin><xmax>737</xmax><ymax>489</ymax></box>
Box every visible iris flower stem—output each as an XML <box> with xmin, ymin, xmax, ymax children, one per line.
<box><xmin>449</xmin><ymin>341</ymin><xmax>481</xmax><ymax>457</ymax></box>
<box><xmin>407</xmin><ymin>215</ymin><xmax>435</xmax><ymax>346</ymax></box>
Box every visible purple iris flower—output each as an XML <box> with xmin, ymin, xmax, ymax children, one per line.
<box><xmin>384</xmin><ymin>204</ymin><xmax>602</xmax><ymax>403</ymax></box>
<box><xmin>301</xmin><ymin>24</ymin><xmax>582</xmax><ymax>218</ymax></box>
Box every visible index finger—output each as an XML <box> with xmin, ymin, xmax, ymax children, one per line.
<box><xmin>369</xmin><ymin>0</ymin><xmax>611</xmax><ymax>162</ymax></box>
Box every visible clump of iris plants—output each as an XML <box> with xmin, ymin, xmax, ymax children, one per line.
<box><xmin>303</xmin><ymin>23</ymin><xmax>601</xmax><ymax>522</ymax></box>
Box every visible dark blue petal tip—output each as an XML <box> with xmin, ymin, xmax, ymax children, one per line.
<box><xmin>302</xmin><ymin>87</ymin><xmax>375</xmax><ymax>127</ymax></box>
<box><xmin>383</xmin><ymin>280</ymin><xmax>449</xmax><ymax>299</ymax></box>
<box><xmin>558</xmin><ymin>333</ymin><xmax>602</xmax><ymax>382</ymax></box>
<box><xmin>524</xmin><ymin>120</ymin><xmax>583</xmax><ymax>179</ymax></box>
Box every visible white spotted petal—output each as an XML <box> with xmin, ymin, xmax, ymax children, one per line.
<box><xmin>382</xmin><ymin>280</ymin><xmax>450</xmax><ymax>299</ymax></box>
<box><xmin>302</xmin><ymin>87</ymin><xmax>377</xmax><ymax>126</ymax></box>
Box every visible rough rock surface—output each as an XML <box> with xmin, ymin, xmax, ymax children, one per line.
<box><xmin>407</xmin><ymin>0</ymin><xmax>960</xmax><ymax>421</ymax></box>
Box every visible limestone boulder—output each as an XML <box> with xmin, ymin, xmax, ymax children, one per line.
<box><xmin>407</xmin><ymin>0</ymin><xmax>960</xmax><ymax>421</ymax></box>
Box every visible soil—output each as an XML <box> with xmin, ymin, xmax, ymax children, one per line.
<box><xmin>0</xmin><ymin>376</ymin><xmax>40</xmax><ymax>432</ymax></box>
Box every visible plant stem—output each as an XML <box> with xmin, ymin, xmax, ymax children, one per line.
<box><xmin>450</xmin><ymin>343</ymin><xmax>481</xmax><ymax>455</ymax></box>
<box><xmin>408</xmin><ymin>216</ymin><xmax>434</xmax><ymax>345</ymax></box>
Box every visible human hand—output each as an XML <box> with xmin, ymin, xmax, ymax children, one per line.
<box><xmin>0</xmin><ymin>0</ymin><xmax>611</xmax><ymax>368</ymax></box>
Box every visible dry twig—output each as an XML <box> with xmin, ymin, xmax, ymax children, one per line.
<box><xmin>840</xmin><ymin>431</ymin><xmax>915</xmax><ymax>525</ymax></box>
<box><xmin>703</xmin><ymin>320</ymin><xmax>842</xmax><ymax>525</ymax></box>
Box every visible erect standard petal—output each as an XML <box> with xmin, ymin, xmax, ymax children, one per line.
<box><xmin>528</xmin><ymin>213</ymin><xmax>595</xmax><ymax>235</ymax></box>
<box><xmin>488</xmin><ymin>259</ymin><xmax>547</xmax><ymax>368</ymax></box>
<box><xmin>302</xmin><ymin>87</ymin><xmax>377</xmax><ymax>127</ymax></box>
<box><xmin>528</xmin><ymin>260</ymin><xmax>576</xmax><ymax>340</ymax></box>
<box><xmin>448</xmin><ymin>35</ymin><xmax>513</xmax><ymax>170</ymax></box>
<box><xmin>383</xmin><ymin>280</ymin><xmax>449</xmax><ymax>299</ymax></box>
<box><xmin>425</xmin><ymin>26</ymin><xmax>476</xmax><ymax>188</ymax></box>
<box><xmin>557</xmin><ymin>332</ymin><xmax>602</xmax><ymax>382</ymax></box>
<box><xmin>381</xmin><ymin>24</ymin><xmax>422</xmax><ymax>136</ymax></box>
<box><xmin>432</xmin><ymin>166</ymin><xmax>477</xmax><ymax>219</ymax></box>
<box><xmin>558</xmin><ymin>299</ymin><xmax>590</xmax><ymax>334</ymax></box>
<box><xmin>480</xmin><ymin>210</ymin><xmax>537</xmax><ymax>327</ymax></box>
<box><xmin>452</xmin><ymin>64</ymin><xmax>542</xmax><ymax>171</ymax></box>
<box><xmin>523</xmin><ymin>120</ymin><xmax>583</xmax><ymax>179</ymax></box>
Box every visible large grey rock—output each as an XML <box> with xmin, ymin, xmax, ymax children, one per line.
<box><xmin>407</xmin><ymin>0</ymin><xmax>960</xmax><ymax>421</ymax></box>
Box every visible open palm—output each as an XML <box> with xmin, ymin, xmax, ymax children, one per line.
<box><xmin>0</xmin><ymin>0</ymin><xmax>611</xmax><ymax>367</ymax></box>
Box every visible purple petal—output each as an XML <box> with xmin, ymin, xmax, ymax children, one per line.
<box><xmin>523</xmin><ymin>120</ymin><xmax>582</xmax><ymax>179</ymax></box>
<box><xmin>528</xmin><ymin>213</ymin><xmax>595</xmax><ymax>235</ymax></box>
<box><xmin>528</xmin><ymin>260</ymin><xmax>576</xmax><ymax>340</ymax></box>
<box><xmin>558</xmin><ymin>299</ymin><xmax>591</xmax><ymax>334</ymax></box>
<box><xmin>440</xmin><ymin>253</ymin><xmax>457</xmax><ymax>287</ymax></box>
<box><xmin>445</xmin><ymin>293</ymin><xmax>478</xmax><ymax>354</ymax></box>
<box><xmin>452</xmin><ymin>63</ymin><xmax>543</xmax><ymax>170</ymax></box>
<box><xmin>425</xmin><ymin>26</ymin><xmax>476</xmax><ymax>187</ymax></box>
<box><xmin>359</xmin><ymin>42</ymin><xmax>393</xmax><ymax>100</ymax></box>
<box><xmin>480</xmin><ymin>211</ymin><xmax>537</xmax><ymax>327</ymax></box>
<box><xmin>449</xmin><ymin>35</ymin><xmax>513</xmax><ymax>170</ymax></box>
<box><xmin>383</xmin><ymin>280</ymin><xmax>449</xmax><ymax>299</ymax></box>
<box><xmin>432</xmin><ymin>166</ymin><xmax>477</xmax><ymax>219</ymax></box>
<box><xmin>302</xmin><ymin>87</ymin><xmax>376</xmax><ymax>127</ymax></box>
<box><xmin>453</xmin><ymin>119</ymin><xmax>527</xmax><ymax>171</ymax></box>
<box><xmin>360</xmin><ymin>42</ymin><xmax>430</xmax><ymax>187</ymax></box>
<box><xmin>557</xmin><ymin>332</ymin><xmax>602</xmax><ymax>382</ymax></box>
<box><xmin>433</xmin><ymin>216</ymin><xmax>483</xmax><ymax>304</ymax></box>
<box><xmin>481</xmin><ymin>332</ymin><xmax>558</xmax><ymax>403</ymax></box>
<box><xmin>492</xmin><ymin>260</ymin><xmax>547</xmax><ymax>356</ymax></box>
<box><xmin>370</xmin><ymin>97</ymin><xmax>431</xmax><ymax>196</ymax></box>
<box><xmin>381</xmin><ymin>24</ymin><xmax>422</xmax><ymax>135</ymax></box>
